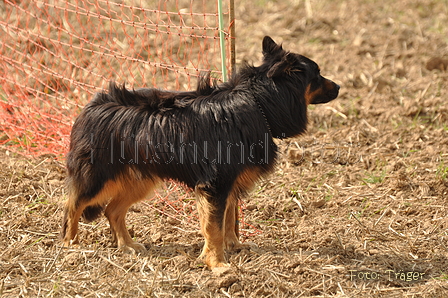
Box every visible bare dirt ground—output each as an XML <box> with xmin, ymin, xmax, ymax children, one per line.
<box><xmin>1</xmin><ymin>0</ymin><xmax>448</xmax><ymax>297</ymax></box>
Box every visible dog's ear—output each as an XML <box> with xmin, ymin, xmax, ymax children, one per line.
<box><xmin>262</xmin><ymin>36</ymin><xmax>283</xmax><ymax>58</ymax></box>
<box><xmin>267</xmin><ymin>52</ymin><xmax>295</xmax><ymax>78</ymax></box>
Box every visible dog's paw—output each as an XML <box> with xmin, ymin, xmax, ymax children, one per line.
<box><xmin>62</xmin><ymin>238</ymin><xmax>79</xmax><ymax>248</ymax></box>
<box><xmin>225</xmin><ymin>239</ymin><xmax>257</xmax><ymax>251</ymax></box>
<box><xmin>211</xmin><ymin>263</ymin><xmax>232</xmax><ymax>275</ymax></box>
<box><xmin>119</xmin><ymin>241</ymin><xmax>147</xmax><ymax>254</ymax></box>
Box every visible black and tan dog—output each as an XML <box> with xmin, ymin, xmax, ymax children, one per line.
<box><xmin>62</xmin><ymin>36</ymin><xmax>339</xmax><ymax>269</ymax></box>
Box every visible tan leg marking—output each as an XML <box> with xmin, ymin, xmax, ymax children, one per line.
<box><xmin>196</xmin><ymin>187</ymin><xmax>228</xmax><ymax>269</ymax></box>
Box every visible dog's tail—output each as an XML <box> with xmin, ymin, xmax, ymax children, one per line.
<box><xmin>82</xmin><ymin>205</ymin><xmax>105</xmax><ymax>222</ymax></box>
<box><xmin>69</xmin><ymin>175</ymin><xmax>106</xmax><ymax>221</ymax></box>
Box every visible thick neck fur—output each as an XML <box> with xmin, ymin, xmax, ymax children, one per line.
<box><xmin>222</xmin><ymin>64</ymin><xmax>308</xmax><ymax>139</ymax></box>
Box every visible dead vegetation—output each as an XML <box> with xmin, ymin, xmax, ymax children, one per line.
<box><xmin>1</xmin><ymin>0</ymin><xmax>448</xmax><ymax>297</ymax></box>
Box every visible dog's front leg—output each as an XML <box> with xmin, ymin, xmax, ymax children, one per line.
<box><xmin>195</xmin><ymin>183</ymin><xmax>229</xmax><ymax>269</ymax></box>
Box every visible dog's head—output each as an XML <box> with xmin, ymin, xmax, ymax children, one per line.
<box><xmin>262</xmin><ymin>36</ymin><xmax>339</xmax><ymax>105</ymax></box>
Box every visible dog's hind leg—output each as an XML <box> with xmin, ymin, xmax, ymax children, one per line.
<box><xmin>104</xmin><ymin>177</ymin><xmax>158</xmax><ymax>254</ymax></box>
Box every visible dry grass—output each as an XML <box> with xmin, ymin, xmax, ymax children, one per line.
<box><xmin>1</xmin><ymin>0</ymin><xmax>448</xmax><ymax>297</ymax></box>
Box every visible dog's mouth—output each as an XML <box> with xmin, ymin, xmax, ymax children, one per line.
<box><xmin>310</xmin><ymin>82</ymin><xmax>340</xmax><ymax>105</ymax></box>
<box><xmin>326</xmin><ymin>83</ymin><xmax>340</xmax><ymax>101</ymax></box>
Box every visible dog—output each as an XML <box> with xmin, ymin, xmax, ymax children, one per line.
<box><xmin>62</xmin><ymin>36</ymin><xmax>339</xmax><ymax>269</ymax></box>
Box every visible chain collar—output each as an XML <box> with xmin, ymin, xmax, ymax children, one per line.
<box><xmin>254</xmin><ymin>98</ymin><xmax>272</xmax><ymax>135</ymax></box>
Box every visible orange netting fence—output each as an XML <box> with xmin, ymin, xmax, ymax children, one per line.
<box><xmin>0</xmin><ymin>0</ymin><xmax>260</xmax><ymax>237</ymax></box>
<box><xmin>0</xmin><ymin>0</ymin><xmax>235</xmax><ymax>157</ymax></box>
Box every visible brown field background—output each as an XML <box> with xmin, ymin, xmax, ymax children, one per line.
<box><xmin>1</xmin><ymin>0</ymin><xmax>448</xmax><ymax>297</ymax></box>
